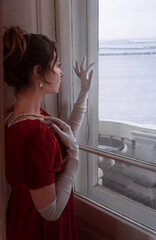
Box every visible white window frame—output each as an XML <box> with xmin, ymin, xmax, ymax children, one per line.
<box><xmin>54</xmin><ymin>0</ymin><xmax>73</xmax><ymax>122</ymax></box>
<box><xmin>56</xmin><ymin>0</ymin><xmax>156</xmax><ymax>236</ymax></box>
<box><xmin>86</xmin><ymin>0</ymin><xmax>156</xmax><ymax>233</ymax></box>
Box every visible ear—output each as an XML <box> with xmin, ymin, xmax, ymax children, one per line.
<box><xmin>33</xmin><ymin>65</ymin><xmax>42</xmax><ymax>79</ymax></box>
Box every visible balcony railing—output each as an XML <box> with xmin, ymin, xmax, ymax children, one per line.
<box><xmin>80</xmin><ymin>119</ymin><xmax>156</xmax><ymax>210</ymax></box>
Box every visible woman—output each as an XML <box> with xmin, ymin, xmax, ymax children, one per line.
<box><xmin>4</xmin><ymin>26</ymin><xmax>94</xmax><ymax>240</ymax></box>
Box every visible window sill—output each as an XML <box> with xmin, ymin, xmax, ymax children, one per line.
<box><xmin>74</xmin><ymin>192</ymin><xmax>156</xmax><ymax>240</ymax></box>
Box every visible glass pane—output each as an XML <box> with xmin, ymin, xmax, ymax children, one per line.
<box><xmin>98</xmin><ymin>155</ymin><xmax>156</xmax><ymax>210</ymax></box>
<box><xmin>98</xmin><ymin>0</ymin><xmax>156</xmax><ymax>164</ymax></box>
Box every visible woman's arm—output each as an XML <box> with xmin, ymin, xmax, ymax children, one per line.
<box><xmin>30</xmin><ymin>184</ymin><xmax>56</xmax><ymax>209</ymax></box>
<box><xmin>30</xmin><ymin>118</ymin><xmax>79</xmax><ymax>221</ymax></box>
<box><xmin>67</xmin><ymin>57</ymin><xmax>94</xmax><ymax>137</ymax></box>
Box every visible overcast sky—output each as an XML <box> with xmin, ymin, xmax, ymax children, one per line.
<box><xmin>99</xmin><ymin>0</ymin><xmax>156</xmax><ymax>40</ymax></box>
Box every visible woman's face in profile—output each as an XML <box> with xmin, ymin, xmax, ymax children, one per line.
<box><xmin>43</xmin><ymin>57</ymin><xmax>64</xmax><ymax>94</ymax></box>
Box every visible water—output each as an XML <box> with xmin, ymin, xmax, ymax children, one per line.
<box><xmin>99</xmin><ymin>39</ymin><xmax>156</xmax><ymax>125</ymax></box>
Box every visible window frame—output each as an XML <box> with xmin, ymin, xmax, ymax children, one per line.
<box><xmin>56</xmin><ymin>0</ymin><xmax>156</xmax><ymax>234</ymax></box>
<box><xmin>54</xmin><ymin>0</ymin><xmax>73</xmax><ymax>122</ymax></box>
<box><xmin>86</xmin><ymin>0</ymin><xmax>156</xmax><ymax>232</ymax></box>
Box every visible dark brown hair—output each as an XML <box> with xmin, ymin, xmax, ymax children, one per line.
<box><xmin>3</xmin><ymin>26</ymin><xmax>58</xmax><ymax>93</ymax></box>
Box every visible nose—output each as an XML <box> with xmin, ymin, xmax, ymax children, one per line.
<box><xmin>60</xmin><ymin>69</ymin><xmax>64</xmax><ymax>78</ymax></box>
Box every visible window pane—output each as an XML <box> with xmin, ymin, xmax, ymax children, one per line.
<box><xmin>99</xmin><ymin>52</ymin><xmax>156</xmax><ymax>124</ymax></box>
<box><xmin>99</xmin><ymin>0</ymin><xmax>156</xmax><ymax>124</ymax></box>
<box><xmin>98</xmin><ymin>155</ymin><xmax>156</xmax><ymax>210</ymax></box>
<box><xmin>98</xmin><ymin>0</ymin><xmax>156</xmax><ymax>163</ymax></box>
<box><xmin>96</xmin><ymin>0</ymin><xmax>156</xmax><ymax>231</ymax></box>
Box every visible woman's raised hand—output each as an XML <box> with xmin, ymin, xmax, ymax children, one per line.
<box><xmin>73</xmin><ymin>56</ymin><xmax>94</xmax><ymax>93</ymax></box>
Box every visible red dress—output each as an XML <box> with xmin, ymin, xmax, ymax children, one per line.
<box><xmin>5</xmin><ymin>113</ymin><xmax>78</xmax><ymax>240</ymax></box>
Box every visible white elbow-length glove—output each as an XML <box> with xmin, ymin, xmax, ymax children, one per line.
<box><xmin>39</xmin><ymin>117</ymin><xmax>79</xmax><ymax>221</ymax></box>
<box><xmin>67</xmin><ymin>57</ymin><xmax>94</xmax><ymax>137</ymax></box>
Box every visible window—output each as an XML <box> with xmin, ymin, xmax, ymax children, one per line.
<box><xmin>99</xmin><ymin>0</ymin><xmax>156</xmax><ymax>232</ymax></box>
<box><xmin>57</xmin><ymin>0</ymin><xmax>156</xmax><ymax>234</ymax></box>
<box><xmin>97</xmin><ymin>0</ymin><xmax>156</xmax><ymax>216</ymax></box>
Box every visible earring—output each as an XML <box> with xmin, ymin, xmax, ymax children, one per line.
<box><xmin>39</xmin><ymin>79</ymin><xmax>44</xmax><ymax>88</ymax></box>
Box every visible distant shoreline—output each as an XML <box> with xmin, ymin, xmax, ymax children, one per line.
<box><xmin>99</xmin><ymin>52</ymin><xmax>156</xmax><ymax>56</ymax></box>
<box><xmin>99</xmin><ymin>39</ymin><xmax>156</xmax><ymax>56</ymax></box>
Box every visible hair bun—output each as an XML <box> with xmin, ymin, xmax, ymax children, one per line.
<box><xmin>3</xmin><ymin>26</ymin><xmax>57</xmax><ymax>93</ymax></box>
<box><xmin>3</xmin><ymin>26</ymin><xmax>28</xmax><ymax>61</ymax></box>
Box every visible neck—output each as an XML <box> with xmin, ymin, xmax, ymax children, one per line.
<box><xmin>14</xmin><ymin>89</ymin><xmax>43</xmax><ymax>115</ymax></box>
